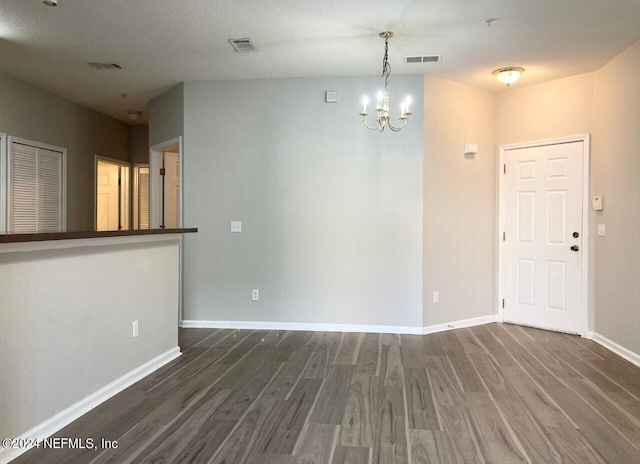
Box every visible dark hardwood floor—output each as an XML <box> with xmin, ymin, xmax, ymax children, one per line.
<box><xmin>14</xmin><ymin>323</ymin><xmax>640</xmax><ymax>463</ymax></box>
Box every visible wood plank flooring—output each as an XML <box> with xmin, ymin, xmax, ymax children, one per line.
<box><xmin>13</xmin><ymin>323</ymin><xmax>640</xmax><ymax>463</ymax></box>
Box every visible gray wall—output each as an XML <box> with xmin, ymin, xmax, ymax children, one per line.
<box><xmin>0</xmin><ymin>238</ymin><xmax>180</xmax><ymax>441</ymax></box>
<box><xmin>593</xmin><ymin>41</ymin><xmax>640</xmax><ymax>354</ymax></box>
<box><xmin>0</xmin><ymin>73</ymin><xmax>130</xmax><ymax>231</ymax></box>
<box><xmin>423</xmin><ymin>76</ymin><xmax>497</xmax><ymax>326</ymax></box>
<box><xmin>148</xmin><ymin>83</ymin><xmax>184</xmax><ymax>147</ymax></box>
<box><xmin>181</xmin><ymin>76</ymin><xmax>424</xmax><ymax>327</ymax></box>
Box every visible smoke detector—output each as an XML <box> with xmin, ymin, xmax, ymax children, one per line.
<box><xmin>87</xmin><ymin>62</ymin><xmax>123</xmax><ymax>70</ymax></box>
<box><xmin>228</xmin><ymin>38</ymin><xmax>256</xmax><ymax>53</ymax></box>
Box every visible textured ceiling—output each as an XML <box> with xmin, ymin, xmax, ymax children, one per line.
<box><xmin>0</xmin><ymin>0</ymin><xmax>638</xmax><ymax>124</ymax></box>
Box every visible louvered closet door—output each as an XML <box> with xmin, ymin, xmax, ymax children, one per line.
<box><xmin>37</xmin><ymin>148</ymin><xmax>63</xmax><ymax>232</ymax></box>
<box><xmin>9</xmin><ymin>142</ymin><xmax>63</xmax><ymax>233</ymax></box>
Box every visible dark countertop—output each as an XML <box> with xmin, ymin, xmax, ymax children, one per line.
<box><xmin>0</xmin><ymin>228</ymin><xmax>198</xmax><ymax>244</ymax></box>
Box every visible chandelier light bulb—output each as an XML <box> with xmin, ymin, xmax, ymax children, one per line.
<box><xmin>361</xmin><ymin>96</ymin><xmax>369</xmax><ymax>114</ymax></box>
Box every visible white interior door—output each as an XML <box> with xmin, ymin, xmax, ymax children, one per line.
<box><xmin>96</xmin><ymin>158</ymin><xmax>130</xmax><ymax>231</ymax></box>
<box><xmin>96</xmin><ymin>161</ymin><xmax>120</xmax><ymax>231</ymax></box>
<box><xmin>163</xmin><ymin>151</ymin><xmax>180</xmax><ymax>228</ymax></box>
<box><xmin>504</xmin><ymin>141</ymin><xmax>584</xmax><ymax>333</ymax></box>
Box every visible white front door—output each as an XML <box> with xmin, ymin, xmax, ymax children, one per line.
<box><xmin>504</xmin><ymin>141</ymin><xmax>584</xmax><ymax>334</ymax></box>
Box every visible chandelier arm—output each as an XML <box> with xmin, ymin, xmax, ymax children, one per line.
<box><xmin>362</xmin><ymin>118</ymin><xmax>384</xmax><ymax>131</ymax></box>
<box><xmin>387</xmin><ymin>118</ymin><xmax>408</xmax><ymax>132</ymax></box>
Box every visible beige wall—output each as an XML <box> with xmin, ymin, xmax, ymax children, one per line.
<box><xmin>497</xmin><ymin>41</ymin><xmax>640</xmax><ymax>354</ymax></box>
<box><xmin>593</xmin><ymin>41</ymin><xmax>640</xmax><ymax>354</ymax></box>
<box><xmin>130</xmin><ymin>124</ymin><xmax>150</xmax><ymax>165</ymax></box>
<box><xmin>0</xmin><ymin>73</ymin><xmax>131</xmax><ymax>231</ymax></box>
<box><xmin>497</xmin><ymin>72</ymin><xmax>595</xmax><ymax>145</ymax></box>
<box><xmin>423</xmin><ymin>76</ymin><xmax>497</xmax><ymax>326</ymax></box>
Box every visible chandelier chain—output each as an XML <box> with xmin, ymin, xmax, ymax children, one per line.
<box><xmin>382</xmin><ymin>36</ymin><xmax>391</xmax><ymax>92</ymax></box>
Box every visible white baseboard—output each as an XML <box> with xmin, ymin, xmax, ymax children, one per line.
<box><xmin>181</xmin><ymin>319</ymin><xmax>426</xmax><ymax>334</ymax></box>
<box><xmin>591</xmin><ymin>332</ymin><xmax>640</xmax><ymax>367</ymax></box>
<box><xmin>181</xmin><ymin>314</ymin><xmax>497</xmax><ymax>336</ymax></box>
<box><xmin>0</xmin><ymin>347</ymin><xmax>181</xmax><ymax>464</ymax></box>
<box><xmin>422</xmin><ymin>314</ymin><xmax>498</xmax><ymax>334</ymax></box>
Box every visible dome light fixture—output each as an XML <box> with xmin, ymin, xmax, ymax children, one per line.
<box><xmin>494</xmin><ymin>67</ymin><xmax>525</xmax><ymax>87</ymax></box>
<box><xmin>127</xmin><ymin>110</ymin><xmax>142</xmax><ymax>121</ymax></box>
<box><xmin>43</xmin><ymin>0</ymin><xmax>58</xmax><ymax>6</ymax></box>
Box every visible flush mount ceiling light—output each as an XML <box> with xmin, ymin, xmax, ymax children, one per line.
<box><xmin>43</xmin><ymin>0</ymin><xmax>58</xmax><ymax>6</ymax></box>
<box><xmin>360</xmin><ymin>32</ymin><xmax>412</xmax><ymax>132</ymax></box>
<box><xmin>127</xmin><ymin>110</ymin><xmax>141</xmax><ymax>121</ymax></box>
<box><xmin>494</xmin><ymin>67</ymin><xmax>525</xmax><ymax>86</ymax></box>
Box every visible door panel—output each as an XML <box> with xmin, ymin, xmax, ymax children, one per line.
<box><xmin>504</xmin><ymin>142</ymin><xmax>583</xmax><ymax>333</ymax></box>
<box><xmin>96</xmin><ymin>162</ymin><xmax>119</xmax><ymax>231</ymax></box>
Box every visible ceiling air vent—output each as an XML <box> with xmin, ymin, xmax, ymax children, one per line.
<box><xmin>228</xmin><ymin>38</ymin><xmax>256</xmax><ymax>53</ymax></box>
<box><xmin>405</xmin><ymin>55</ymin><xmax>441</xmax><ymax>64</ymax></box>
<box><xmin>87</xmin><ymin>62</ymin><xmax>123</xmax><ymax>70</ymax></box>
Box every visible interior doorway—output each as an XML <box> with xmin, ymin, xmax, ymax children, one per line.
<box><xmin>95</xmin><ymin>156</ymin><xmax>130</xmax><ymax>231</ymax></box>
<box><xmin>149</xmin><ymin>137</ymin><xmax>182</xmax><ymax>229</ymax></box>
<box><xmin>133</xmin><ymin>164</ymin><xmax>149</xmax><ymax>229</ymax></box>
<box><xmin>498</xmin><ymin>135</ymin><xmax>590</xmax><ymax>335</ymax></box>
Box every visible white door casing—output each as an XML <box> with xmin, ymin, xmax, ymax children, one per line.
<box><xmin>500</xmin><ymin>137</ymin><xmax>590</xmax><ymax>335</ymax></box>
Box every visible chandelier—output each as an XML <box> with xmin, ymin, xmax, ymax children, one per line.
<box><xmin>359</xmin><ymin>31</ymin><xmax>412</xmax><ymax>132</ymax></box>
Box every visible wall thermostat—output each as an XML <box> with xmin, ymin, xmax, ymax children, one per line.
<box><xmin>592</xmin><ymin>196</ymin><xmax>604</xmax><ymax>211</ymax></box>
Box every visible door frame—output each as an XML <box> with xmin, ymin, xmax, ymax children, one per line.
<box><xmin>497</xmin><ymin>134</ymin><xmax>591</xmax><ymax>336</ymax></box>
<box><xmin>7</xmin><ymin>136</ymin><xmax>68</xmax><ymax>232</ymax></box>
<box><xmin>149</xmin><ymin>136</ymin><xmax>183</xmax><ymax>229</ymax></box>
<box><xmin>149</xmin><ymin>136</ymin><xmax>184</xmax><ymax>322</ymax></box>
<box><xmin>94</xmin><ymin>155</ymin><xmax>131</xmax><ymax>231</ymax></box>
<box><xmin>0</xmin><ymin>132</ymin><xmax>6</xmax><ymax>233</ymax></box>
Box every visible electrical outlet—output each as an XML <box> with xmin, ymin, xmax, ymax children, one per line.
<box><xmin>252</xmin><ymin>289</ymin><xmax>259</xmax><ymax>301</ymax></box>
<box><xmin>132</xmin><ymin>320</ymin><xmax>139</xmax><ymax>338</ymax></box>
<box><xmin>433</xmin><ymin>291</ymin><xmax>439</xmax><ymax>303</ymax></box>
<box><xmin>597</xmin><ymin>224</ymin><xmax>605</xmax><ymax>237</ymax></box>
<box><xmin>231</xmin><ymin>221</ymin><xmax>242</xmax><ymax>233</ymax></box>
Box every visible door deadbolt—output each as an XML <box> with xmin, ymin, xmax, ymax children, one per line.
<box><xmin>573</xmin><ymin>232</ymin><xmax>580</xmax><ymax>238</ymax></box>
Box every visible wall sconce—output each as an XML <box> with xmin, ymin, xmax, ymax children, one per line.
<box><xmin>464</xmin><ymin>142</ymin><xmax>478</xmax><ymax>156</ymax></box>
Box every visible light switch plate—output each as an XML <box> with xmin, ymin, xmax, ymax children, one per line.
<box><xmin>597</xmin><ymin>224</ymin><xmax>605</xmax><ymax>237</ymax></box>
<box><xmin>231</xmin><ymin>221</ymin><xmax>242</xmax><ymax>233</ymax></box>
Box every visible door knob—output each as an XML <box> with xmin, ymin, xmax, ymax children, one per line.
<box><xmin>570</xmin><ymin>245</ymin><xmax>580</xmax><ymax>252</ymax></box>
